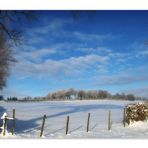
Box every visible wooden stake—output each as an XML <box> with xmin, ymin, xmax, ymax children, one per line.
<box><xmin>3</xmin><ymin>116</ymin><xmax>7</xmax><ymax>136</ymax></box>
<box><xmin>123</xmin><ymin>108</ymin><xmax>126</xmax><ymax>127</ymax></box>
<box><xmin>87</xmin><ymin>113</ymin><xmax>90</xmax><ymax>132</ymax></box>
<box><xmin>66</xmin><ymin>116</ymin><xmax>70</xmax><ymax>135</ymax></box>
<box><xmin>108</xmin><ymin>110</ymin><xmax>111</xmax><ymax>130</ymax></box>
<box><xmin>11</xmin><ymin>109</ymin><xmax>15</xmax><ymax>135</ymax></box>
<box><xmin>40</xmin><ymin>115</ymin><xmax>46</xmax><ymax>137</ymax></box>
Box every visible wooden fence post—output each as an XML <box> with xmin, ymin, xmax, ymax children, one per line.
<box><xmin>108</xmin><ymin>110</ymin><xmax>111</xmax><ymax>130</ymax></box>
<box><xmin>3</xmin><ymin>116</ymin><xmax>7</xmax><ymax>136</ymax></box>
<box><xmin>123</xmin><ymin>108</ymin><xmax>126</xmax><ymax>127</ymax></box>
<box><xmin>86</xmin><ymin>113</ymin><xmax>90</xmax><ymax>132</ymax></box>
<box><xmin>40</xmin><ymin>115</ymin><xmax>46</xmax><ymax>137</ymax></box>
<box><xmin>11</xmin><ymin>109</ymin><xmax>15</xmax><ymax>135</ymax></box>
<box><xmin>66</xmin><ymin>116</ymin><xmax>70</xmax><ymax>135</ymax></box>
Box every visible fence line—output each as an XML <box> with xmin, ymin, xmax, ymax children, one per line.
<box><xmin>0</xmin><ymin>108</ymin><xmax>129</xmax><ymax>137</ymax></box>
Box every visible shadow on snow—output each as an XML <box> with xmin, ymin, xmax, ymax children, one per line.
<box><xmin>11</xmin><ymin>103</ymin><xmax>123</xmax><ymax>134</ymax></box>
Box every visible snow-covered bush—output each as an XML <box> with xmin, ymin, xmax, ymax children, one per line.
<box><xmin>125</xmin><ymin>102</ymin><xmax>148</xmax><ymax>125</ymax></box>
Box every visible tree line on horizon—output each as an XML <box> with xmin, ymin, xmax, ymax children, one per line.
<box><xmin>0</xmin><ymin>88</ymin><xmax>146</xmax><ymax>102</ymax></box>
<box><xmin>46</xmin><ymin>88</ymin><xmax>146</xmax><ymax>101</ymax></box>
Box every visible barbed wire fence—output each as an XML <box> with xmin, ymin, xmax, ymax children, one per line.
<box><xmin>0</xmin><ymin>106</ymin><xmax>126</xmax><ymax>138</ymax></box>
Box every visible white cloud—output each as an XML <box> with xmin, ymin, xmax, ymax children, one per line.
<box><xmin>120</xmin><ymin>87</ymin><xmax>148</xmax><ymax>98</ymax></box>
<box><xmin>128</xmin><ymin>42</ymin><xmax>148</xmax><ymax>58</ymax></box>
<box><xmin>1</xmin><ymin>88</ymin><xmax>27</xmax><ymax>98</ymax></box>
<box><xmin>76</xmin><ymin>46</ymin><xmax>137</xmax><ymax>65</ymax></box>
<box><xmin>94</xmin><ymin>70</ymin><xmax>148</xmax><ymax>86</ymax></box>
<box><xmin>12</xmin><ymin>54</ymin><xmax>109</xmax><ymax>79</ymax></box>
<box><xmin>27</xmin><ymin>18</ymin><xmax>73</xmax><ymax>35</ymax></box>
<box><xmin>69</xmin><ymin>31</ymin><xmax>114</xmax><ymax>41</ymax></box>
<box><xmin>96</xmin><ymin>65</ymin><xmax>108</xmax><ymax>73</ymax></box>
<box><xmin>25</xmin><ymin>18</ymin><xmax>116</xmax><ymax>45</ymax></box>
<box><xmin>76</xmin><ymin>47</ymin><xmax>112</xmax><ymax>54</ymax></box>
<box><xmin>13</xmin><ymin>41</ymin><xmax>146</xmax><ymax>82</ymax></box>
<box><xmin>16</xmin><ymin>48</ymin><xmax>57</xmax><ymax>63</ymax></box>
<box><xmin>137</xmin><ymin>50</ymin><xmax>148</xmax><ymax>56</ymax></box>
<box><xmin>25</xmin><ymin>18</ymin><xmax>73</xmax><ymax>44</ymax></box>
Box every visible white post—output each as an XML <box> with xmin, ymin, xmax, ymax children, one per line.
<box><xmin>0</xmin><ymin>112</ymin><xmax>14</xmax><ymax>136</ymax></box>
<box><xmin>1</xmin><ymin>112</ymin><xmax>8</xmax><ymax>136</ymax></box>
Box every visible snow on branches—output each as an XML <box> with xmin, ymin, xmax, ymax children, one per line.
<box><xmin>125</xmin><ymin>102</ymin><xmax>148</xmax><ymax>125</ymax></box>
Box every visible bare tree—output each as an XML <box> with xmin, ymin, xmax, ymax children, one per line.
<box><xmin>0</xmin><ymin>10</ymin><xmax>96</xmax><ymax>90</ymax></box>
<box><xmin>0</xmin><ymin>11</ymin><xmax>36</xmax><ymax>44</ymax></box>
<box><xmin>78</xmin><ymin>90</ymin><xmax>85</xmax><ymax>100</ymax></box>
<box><xmin>97</xmin><ymin>90</ymin><xmax>110</xmax><ymax>99</ymax></box>
<box><xmin>0</xmin><ymin>33</ymin><xmax>14</xmax><ymax>90</ymax></box>
<box><xmin>46</xmin><ymin>88</ymin><xmax>142</xmax><ymax>101</ymax></box>
<box><xmin>126</xmin><ymin>94</ymin><xmax>136</xmax><ymax>101</ymax></box>
<box><xmin>0</xmin><ymin>10</ymin><xmax>36</xmax><ymax>90</ymax></box>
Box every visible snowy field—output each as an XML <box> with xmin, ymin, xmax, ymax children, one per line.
<box><xmin>0</xmin><ymin>100</ymin><xmax>148</xmax><ymax>139</ymax></box>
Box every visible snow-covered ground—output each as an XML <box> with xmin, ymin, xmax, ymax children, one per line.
<box><xmin>0</xmin><ymin>100</ymin><xmax>147</xmax><ymax>139</ymax></box>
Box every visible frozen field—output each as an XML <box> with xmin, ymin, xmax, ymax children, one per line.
<box><xmin>0</xmin><ymin>100</ymin><xmax>148</xmax><ymax>139</ymax></box>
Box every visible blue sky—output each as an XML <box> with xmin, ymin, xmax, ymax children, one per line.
<box><xmin>2</xmin><ymin>10</ymin><xmax>148</xmax><ymax>98</ymax></box>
